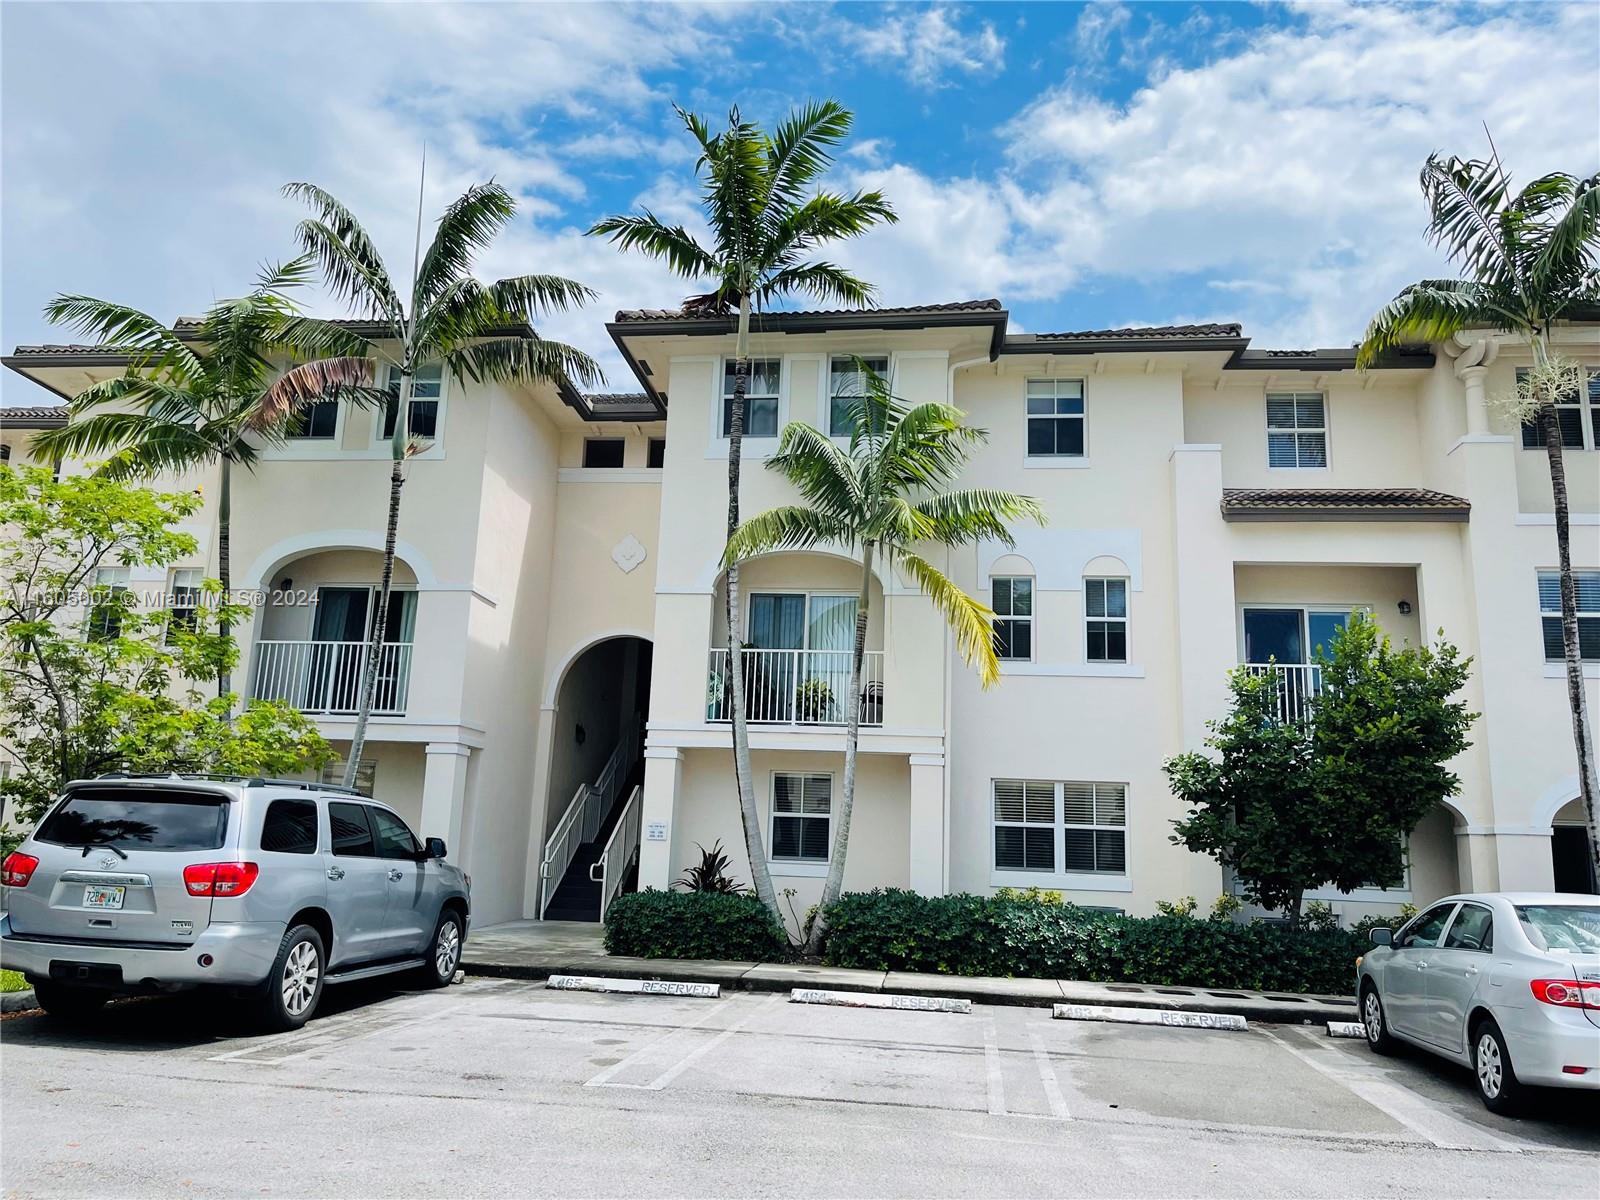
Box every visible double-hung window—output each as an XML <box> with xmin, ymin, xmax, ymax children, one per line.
<box><xmin>1517</xmin><ymin>367</ymin><xmax>1595</xmax><ymax>450</ymax></box>
<box><xmin>1026</xmin><ymin>379</ymin><xmax>1085</xmax><ymax>458</ymax></box>
<box><xmin>722</xmin><ymin>359</ymin><xmax>780</xmax><ymax>438</ymax></box>
<box><xmin>87</xmin><ymin>566</ymin><xmax>132</xmax><ymax>641</ymax></box>
<box><xmin>1266</xmin><ymin>393</ymin><xmax>1327</xmax><ymax>468</ymax></box>
<box><xmin>771</xmin><ymin>772</ymin><xmax>831</xmax><ymax>863</ymax></box>
<box><xmin>286</xmin><ymin>396</ymin><xmax>339</xmax><ymax>440</ymax></box>
<box><xmin>1539</xmin><ymin>570</ymin><xmax>1600</xmax><ymax>662</ymax></box>
<box><xmin>383</xmin><ymin>364</ymin><xmax>444</xmax><ymax>441</ymax></box>
<box><xmin>828</xmin><ymin>355</ymin><xmax>889</xmax><ymax>436</ymax></box>
<box><xmin>993</xmin><ymin>779</ymin><xmax>1128</xmax><ymax>877</ymax></box>
<box><xmin>165</xmin><ymin>568</ymin><xmax>203</xmax><ymax>643</ymax></box>
<box><xmin>1084</xmin><ymin>577</ymin><xmax>1127</xmax><ymax>663</ymax></box>
<box><xmin>992</xmin><ymin>577</ymin><xmax>1033</xmax><ymax>661</ymax></box>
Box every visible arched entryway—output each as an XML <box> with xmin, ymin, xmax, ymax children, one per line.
<box><xmin>1552</xmin><ymin>798</ymin><xmax>1598</xmax><ymax>894</ymax></box>
<box><xmin>538</xmin><ymin>635</ymin><xmax>652</xmax><ymax>921</ymax></box>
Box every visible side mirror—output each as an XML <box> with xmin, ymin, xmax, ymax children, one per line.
<box><xmin>1369</xmin><ymin>927</ymin><xmax>1393</xmax><ymax>947</ymax></box>
<box><xmin>423</xmin><ymin>837</ymin><xmax>447</xmax><ymax>860</ymax></box>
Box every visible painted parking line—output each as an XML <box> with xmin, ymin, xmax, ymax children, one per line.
<box><xmin>209</xmin><ymin>999</ymin><xmax>468</xmax><ymax>1066</ymax></box>
<box><xmin>982</xmin><ymin>1015</ymin><xmax>1007</xmax><ymax>1116</ymax></box>
<box><xmin>642</xmin><ymin>995</ymin><xmax>784</xmax><ymax>1091</ymax></box>
<box><xmin>1262</xmin><ymin>1025</ymin><xmax>1524</xmax><ymax>1153</ymax></box>
<box><xmin>1025</xmin><ymin>1023</ymin><xmax>1072</xmax><ymax>1120</ymax></box>
<box><xmin>585</xmin><ymin>995</ymin><xmax>781</xmax><ymax>1090</ymax></box>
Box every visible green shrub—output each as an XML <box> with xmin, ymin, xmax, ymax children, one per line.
<box><xmin>604</xmin><ymin>889</ymin><xmax>790</xmax><ymax>961</ymax></box>
<box><xmin>822</xmin><ymin>889</ymin><xmax>1365</xmax><ymax>995</ymax></box>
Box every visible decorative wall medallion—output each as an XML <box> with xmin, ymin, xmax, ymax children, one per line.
<box><xmin>611</xmin><ymin>534</ymin><xmax>647</xmax><ymax>574</ymax></box>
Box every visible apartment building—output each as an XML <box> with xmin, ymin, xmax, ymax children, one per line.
<box><xmin>4</xmin><ymin>301</ymin><xmax>1598</xmax><ymax>929</ymax></box>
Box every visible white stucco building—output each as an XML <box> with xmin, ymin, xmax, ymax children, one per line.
<box><xmin>4</xmin><ymin>300</ymin><xmax>1597</xmax><ymax>929</ymax></box>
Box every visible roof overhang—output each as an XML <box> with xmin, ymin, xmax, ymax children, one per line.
<box><xmin>1220</xmin><ymin>488</ymin><xmax>1470</xmax><ymax>523</ymax></box>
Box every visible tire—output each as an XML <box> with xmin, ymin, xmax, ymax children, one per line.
<box><xmin>1360</xmin><ymin>982</ymin><xmax>1400</xmax><ymax>1056</ymax></box>
<box><xmin>254</xmin><ymin>923</ymin><xmax>325</xmax><ymax>1032</ymax></box>
<box><xmin>32</xmin><ymin>980</ymin><xmax>110</xmax><ymax>1021</ymax></box>
<box><xmin>1471</xmin><ymin>1017</ymin><xmax>1528</xmax><ymax>1116</ymax></box>
<box><xmin>416</xmin><ymin>907</ymin><xmax>464</xmax><ymax>989</ymax></box>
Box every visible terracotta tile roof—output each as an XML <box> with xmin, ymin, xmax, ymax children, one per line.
<box><xmin>613</xmin><ymin>298</ymin><xmax>1003</xmax><ymax>322</ymax></box>
<box><xmin>583</xmin><ymin>392</ymin><xmax>660</xmax><ymax>419</ymax></box>
<box><xmin>1</xmin><ymin>404</ymin><xmax>68</xmax><ymax>428</ymax></box>
<box><xmin>1029</xmin><ymin>323</ymin><xmax>1243</xmax><ymax>341</ymax></box>
<box><xmin>1221</xmin><ymin>487</ymin><xmax>1470</xmax><ymax>522</ymax></box>
<box><xmin>8</xmin><ymin>343</ymin><xmax>122</xmax><ymax>357</ymax></box>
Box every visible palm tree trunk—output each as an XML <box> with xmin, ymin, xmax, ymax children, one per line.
<box><xmin>725</xmin><ymin>294</ymin><xmax>779</xmax><ymax>917</ymax></box>
<box><xmin>216</xmin><ymin>455</ymin><xmax>232</xmax><ymax>708</ymax></box>
<box><xmin>1537</xmin><ymin>371</ymin><xmax>1600</xmax><ymax>877</ymax></box>
<box><xmin>345</xmin><ymin>373</ymin><xmax>412</xmax><ymax>791</ymax></box>
<box><xmin>805</xmin><ymin>542</ymin><xmax>872</xmax><ymax>956</ymax></box>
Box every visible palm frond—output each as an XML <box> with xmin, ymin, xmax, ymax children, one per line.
<box><xmin>253</xmin><ymin>358</ymin><xmax>375</xmax><ymax>431</ymax></box>
<box><xmin>1355</xmin><ymin>279</ymin><xmax>1505</xmax><ymax>367</ymax></box>
<box><xmin>490</xmin><ymin>273</ymin><xmax>598</xmax><ymax>319</ymax></box>
<box><xmin>757</xmin><ymin>261</ymin><xmax>877</xmax><ymax>309</ymax></box>
<box><xmin>769</xmin><ymin>190</ymin><xmax>898</xmax><ymax>251</ymax></box>
<box><xmin>413</xmin><ymin>182</ymin><xmax>517</xmax><ymax>309</ymax></box>
<box><xmin>42</xmin><ymin>296</ymin><xmax>201</xmax><ymax>379</ymax></box>
<box><xmin>764</xmin><ymin>99</ymin><xmax>853</xmax><ymax>210</ymax></box>
<box><xmin>442</xmin><ymin>336</ymin><xmax>602</xmax><ymax>389</ymax></box>
<box><xmin>1419</xmin><ymin>154</ymin><xmax>1516</xmax><ymax>284</ymax></box>
<box><xmin>1531</xmin><ymin>172</ymin><xmax>1600</xmax><ymax>301</ymax></box>
<box><xmin>283</xmin><ymin>182</ymin><xmax>402</xmax><ymax>323</ymax></box>
<box><xmin>33</xmin><ymin>410</ymin><xmax>217</xmax><ymax>479</ymax></box>
<box><xmin>586</xmin><ymin>212</ymin><xmax>719</xmax><ymax>281</ymax></box>
<box><xmin>766</xmin><ymin>421</ymin><xmax>864</xmax><ymax>521</ymax></box>
<box><xmin>724</xmin><ymin>506</ymin><xmax>849</xmax><ymax>563</ymax></box>
<box><xmin>897</xmin><ymin>551</ymin><xmax>1001</xmax><ymax>688</ymax></box>
<box><xmin>914</xmin><ymin>489</ymin><xmax>1045</xmax><ymax>547</ymax></box>
<box><xmin>274</xmin><ymin>315</ymin><xmax>379</xmax><ymax>361</ymax></box>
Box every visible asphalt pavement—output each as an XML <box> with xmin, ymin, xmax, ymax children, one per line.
<box><xmin>1</xmin><ymin>977</ymin><xmax>1595</xmax><ymax>1198</ymax></box>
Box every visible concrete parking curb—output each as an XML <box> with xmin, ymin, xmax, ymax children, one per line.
<box><xmin>1</xmin><ymin>988</ymin><xmax>38</xmax><ymax>1014</ymax></box>
<box><xmin>463</xmin><ymin>953</ymin><xmax>1357</xmax><ymax>1024</ymax></box>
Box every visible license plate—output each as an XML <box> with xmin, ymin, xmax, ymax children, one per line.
<box><xmin>83</xmin><ymin>885</ymin><xmax>125</xmax><ymax>910</ymax></box>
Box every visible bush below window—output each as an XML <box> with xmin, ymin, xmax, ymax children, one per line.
<box><xmin>604</xmin><ymin>889</ymin><xmax>790</xmax><ymax>961</ymax></box>
<box><xmin>821</xmin><ymin>889</ymin><xmax>1370</xmax><ymax>996</ymax></box>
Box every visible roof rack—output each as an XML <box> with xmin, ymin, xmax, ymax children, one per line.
<box><xmin>247</xmin><ymin>777</ymin><xmax>368</xmax><ymax>798</ymax></box>
<box><xmin>88</xmin><ymin>771</ymin><xmax>367</xmax><ymax>797</ymax></box>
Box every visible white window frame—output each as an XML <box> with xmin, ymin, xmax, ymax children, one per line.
<box><xmin>1236</xmin><ymin>602</ymin><xmax>1368</xmax><ymax>664</ymax></box>
<box><xmin>376</xmin><ymin>363</ymin><xmax>449</xmax><ymax>458</ymax></box>
<box><xmin>165</xmin><ymin>567</ymin><xmax>204</xmax><ymax>643</ymax></box>
<box><xmin>1539</xmin><ymin>569</ymin><xmax>1600</xmax><ymax>663</ymax></box>
<box><xmin>713</xmin><ymin>356</ymin><xmax>784</xmax><ymax>445</ymax></box>
<box><xmin>990</xmin><ymin>778</ymin><xmax>1130</xmax><ymax>891</ymax></box>
<box><xmin>1024</xmin><ymin>378</ymin><xmax>1088</xmax><ymax>468</ymax></box>
<box><xmin>991</xmin><ymin>576</ymin><xmax>1034</xmax><ymax>662</ymax></box>
<box><xmin>86</xmin><ymin>565</ymin><xmax>133</xmax><ymax>640</ymax></box>
<box><xmin>284</xmin><ymin>394</ymin><xmax>344</xmax><ymax>443</ymax></box>
<box><xmin>769</xmin><ymin>770</ymin><xmax>833</xmax><ymax>876</ymax></box>
<box><xmin>1265</xmin><ymin>391</ymin><xmax>1329</xmax><ymax>470</ymax></box>
<box><xmin>1083</xmin><ymin>577</ymin><xmax>1128</xmax><ymax>664</ymax></box>
<box><xmin>825</xmin><ymin>353</ymin><xmax>891</xmax><ymax>439</ymax></box>
<box><xmin>743</xmin><ymin>589</ymin><xmax>859</xmax><ymax>651</ymax></box>
<box><xmin>1518</xmin><ymin>366</ymin><xmax>1598</xmax><ymax>452</ymax></box>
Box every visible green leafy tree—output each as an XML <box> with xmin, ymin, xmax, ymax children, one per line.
<box><xmin>589</xmin><ymin>101</ymin><xmax>897</xmax><ymax>915</ymax></box>
<box><xmin>0</xmin><ymin>467</ymin><xmax>332</xmax><ymax>827</ymax></box>
<box><xmin>1165</xmin><ymin>614</ymin><xmax>1475</xmax><ymax>925</ymax></box>
<box><xmin>267</xmin><ymin>178</ymin><xmax>601</xmax><ymax>786</ymax></box>
<box><xmin>30</xmin><ymin>258</ymin><xmax>359</xmax><ymax>702</ymax></box>
<box><xmin>1358</xmin><ymin>147</ymin><xmax>1600</xmax><ymax>876</ymax></box>
<box><xmin>728</xmin><ymin>366</ymin><xmax>1043</xmax><ymax>951</ymax></box>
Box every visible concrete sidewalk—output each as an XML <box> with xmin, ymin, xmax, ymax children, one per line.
<box><xmin>463</xmin><ymin>919</ymin><xmax>1358</xmax><ymax>1024</ymax></box>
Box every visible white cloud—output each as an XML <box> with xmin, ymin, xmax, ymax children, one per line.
<box><xmin>854</xmin><ymin>5</ymin><xmax>1005</xmax><ymax>88</ymax></box>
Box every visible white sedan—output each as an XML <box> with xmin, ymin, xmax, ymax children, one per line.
<box><xmin>1357</xmin><ymin>892</ymin><xmax>1600</xmax><ymax>1113</ymax></box>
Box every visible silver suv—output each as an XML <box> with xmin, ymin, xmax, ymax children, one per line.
<box><xmin>0</xmin><ymin>774</ymin><xmax>471</xmax><ymax>1030</ymax></box>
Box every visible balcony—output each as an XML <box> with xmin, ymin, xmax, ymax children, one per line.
<box><xmin>706</xmin><ymin>648</ymin><xmax>885</xmax><ymax>727</ymax></box>
<box><xmin>1243</xmin><ymin>662</ymin><xmax>1323</xmax><ymax>724</ymax></box>
<box><xmin>252</xmin><ymin>640</ymin><xmax>414</xmax><ymax>716</ymax></box>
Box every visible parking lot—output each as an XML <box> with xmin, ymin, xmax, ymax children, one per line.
<box><xmin>2</xmin><ymin>978</ymin><xmax>1596</xmax><ymax>1198</ymax></box>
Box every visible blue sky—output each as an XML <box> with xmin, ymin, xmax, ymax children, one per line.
<box><xmin>3</xmin><ymin>1</ymin><xmax>1597</xmax><ymax>402</ymax></box>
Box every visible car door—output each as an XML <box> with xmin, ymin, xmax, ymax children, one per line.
<box><xmin>369</xmin><ymin>805</ymin><xmax>431</xmax><ymax>957</ymax></box>
<box><xmin>322</xmin><ymin>801</ymin><xmax>391</xmax><ymax>966</ymax></box>
<box><xmin>1385</xmin><ymin>902</ymin><xmax>1457</xmax><ymax>1040</ymax></box>
<box><xmin>1426</xmin><ymin>901</ymin><xmax>1495</xmax><ymax>1054</ymax></box>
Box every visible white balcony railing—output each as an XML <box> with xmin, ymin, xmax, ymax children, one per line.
<box><xmin>252</xmin><ymin>640</ymin><xmax>414</xmax><ymax>716</ymax></box>
<box><xmin>707</xmin><ymin>648</ymin><xmax>885</xmax><ymax>727</ymax></box>
<box><xmin>1244</xmin><ymin>662</ymin><xmax>1324</xmax><ymax>724</ymax></box>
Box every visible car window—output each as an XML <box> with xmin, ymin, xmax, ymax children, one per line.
<box><xmin>329</xmin><ymin>802</ymin><xmax>376</xmax><ymax>857</ymax></box>
<box><xmin>260</xmin><ymin>799</ymin><xmax>318</xmax><ymax>854</ymax></box>
<box><xmin>1442</xmin><ymin>903</ymin><xmax>1493</xmax><ymax>952</ymax></box>
<box><xmin>35</xmin><ymin>787</ymin><xmax>228</xmax><ymax>852</ymax></box>
<box><xmin>1399</xmin><ymin>903</ymin><xmax>1456</xmax><ymax>949</ymax></box>
<box><xmin>1515</xmin><ymin>904</ymin><xmax>1600</xmax><ymax>953</ymax></box>
<box><xmin>370</xmin><ymin>807</ymin><xmax>420</xmax><ymax>860</ymax></box>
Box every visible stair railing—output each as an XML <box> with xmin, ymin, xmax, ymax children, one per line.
<box><xmin>539</xmin><ymin>782</ymin><xmax>601</xmax><ymax>919</ymax></box>
<box><xmin>589</xmin><ymin>784</ymin><xmax>643</xmax><ymax>920</ymax></box>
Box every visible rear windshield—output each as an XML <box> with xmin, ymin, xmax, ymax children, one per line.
<box><xmin>36</xmin><ymin>788</ymin><xmax>229</xmax><ymax>852</ymax></box>
<box><xmin>1515</xmin><ymin>905</ymin><xmax>1600</xmax><ymax>954</ymax></box>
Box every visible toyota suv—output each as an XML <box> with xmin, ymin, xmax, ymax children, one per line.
<box><xmin>0</xmin><ymin>774</ymin><xmax>471</xmax><ymax>1030</ymax></box>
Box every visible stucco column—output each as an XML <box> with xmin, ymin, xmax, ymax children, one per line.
<box><xmin>1170</xmin><ymin>445</ymin><xmax>1236</xmax><ymax>751</ymax></box>
<box><xmin>420</xmin><ymin>741</ymin><xmax>471</xmax><ymax>856</ymax></box>
<box><xmin>908</xmin><ymin>754</ymin><xmax>945</xmax><ymax>895</ymax></box>
<box><xmin>520</xmin><ymin>702</ymin><xmax>560</xmax><ymax>918</ymax></box>
<box><xmin>1445</xmin><ymin>334</ymin><xmax>1497</xmax><ymax>436</ymax></box>
<box><xmin>1458</xmin><ymin>365</ymin><xmax>1490</xmax><ymax>435</ymax></box>
<box><xmin>639</xmin><ymin>745</ymin><xmax>682</xmax><ymax>890</ymax></box>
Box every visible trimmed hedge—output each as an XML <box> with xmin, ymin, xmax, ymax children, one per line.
<box><xmin>821</xmin><ymin>889</ymin><xmax>1364</xmax><ymax>996</ymax></box>
<box><xmin>604</xmin><ymin>889</ymin><xmax>790</xmax><ymax>961</ymax></box>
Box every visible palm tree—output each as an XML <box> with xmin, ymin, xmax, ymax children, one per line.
<box><xmin>1358</xmin><ymin>148</ymin><xmax>1600</xmax><ymax>876</ymax></box>
<box><xmin>267</xmin><ymin>179</ymin><xmax>601</xmax><ymax>788</ymax></box>
<box><xmin>588</xmin><ymin>101</ymin><xmax>897</xmax><ymax>916</ymax></box>
<box><xmin>31</xmin><ymin>257</ymin><xmax>362</xmax><ymax>702</ymax></box>
<box><xmin>727</xmin><ymin>365</ymin><xmax>1044</xmax><ymax>952</ymax></box>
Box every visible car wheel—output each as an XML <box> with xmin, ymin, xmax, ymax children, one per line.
<box><xmin>255</xmin><ymin>923</ymin><xmax>325</xmax><ymax>1032</ymax></box>
<box><xmin>1472</xmin><ymin>1017</ymin><xmax>1528</xmax><ymax>1116</ymax></box>
<box><xmin>1360</xmin><ymin>983</ymin><xmax>1399</xmax><ymax>1055</ymax></box>
<box><xmin>31</xmin><ymin>980</ymin><xmax>110</xmax><ymax>1021</ymax></box>
<box><xmin>416</xmin><ymin>908</ymin><xmax>464</xmax><ymax>989</ymax></box>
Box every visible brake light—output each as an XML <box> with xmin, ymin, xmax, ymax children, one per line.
<box><xmin>1</xmin><ymin>852</ymin><xmax>39</xmax><ymax>887</ymax></box>
<box><xmin>183</xmin><ymin>861</ymin><xmax>260</xmax><ymax>897</ymax></box>
<box><xmin>1530</xmin><ymin>978</ymin><xmax>1600</xmax><ymax>1010</ymax></box>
